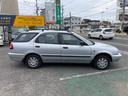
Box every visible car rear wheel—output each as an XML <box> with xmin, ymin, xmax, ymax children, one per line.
<box><xmin>25</xmin><ymin>54</ymin><xmax>42</xmax><ymax>69</ymax></box>
<box><xmin>110</xmin><ymin>37</ymin><xmax>113</xmax><ymax>40</ymax></box>
<box><xmin>99</xmin><ymin>35</ymin><xmax>103</xmax><ymax>40</ymax></box>
<box><xmin>93</xmin><ymin>55</ymin><xmax>110</xmax><ymax>70</ymax></box>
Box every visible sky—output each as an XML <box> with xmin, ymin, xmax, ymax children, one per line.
<box><xmin>18</xmin><ymin>0</ymin><xmax>117</xmax><ymax>22</ymax></box>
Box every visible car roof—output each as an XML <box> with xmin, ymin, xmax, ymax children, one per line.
<box><xmin>27</xmin><ymin>30</ymin><xmax>70</xmax><ymax>34</ymax></box>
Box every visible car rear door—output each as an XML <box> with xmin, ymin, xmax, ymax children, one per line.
<box><xmin>34</xmin><ymin>33</ymin><xmax>61</xmax><ymax>63</ymax></box>
<box><xmin>59</xmin><ymin>33</ymin><xmax>92</xmax><ymax>63</ymax></box>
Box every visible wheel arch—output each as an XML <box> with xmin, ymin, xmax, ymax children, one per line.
<box><xmin>23</xmin><ymin>53</ymin><xmax>42</xmax><ymax>63</ymax></box>
<box><xmin>92</xmin><ymin>53</ymin><xmax>112</xmax><ymax>63</ymax></box>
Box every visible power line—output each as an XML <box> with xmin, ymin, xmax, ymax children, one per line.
<box><xmin>83</xmin><ymin>8</ymin><xmax>116</xmax><ymax>18</ymax></box>
<box><xmin>65</xmin><ymin>0</ymin><xmax>116</xmax><ymax>15</ymax></box>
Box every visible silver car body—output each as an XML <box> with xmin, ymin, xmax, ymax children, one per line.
<box><xmin>8</xmin><ymin>30</ymin><xmax>121</xmax><ymax>64</ymax></box>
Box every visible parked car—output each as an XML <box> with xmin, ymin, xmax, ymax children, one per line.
<box><xmin>88</xmin><ymin>28</ymin><xmax>115</xmax><ymax>40</ymax></box>
<box><xmin>8</xmin><ymin>30</ymin><xmax>121</xmax><ymax>70</ymax></box>
<box><xmin>0</xmin><ymin>33</ymin><xmax>3</xmax><ymax>46</ymax></box>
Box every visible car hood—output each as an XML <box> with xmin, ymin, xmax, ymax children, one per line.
<box><xmin>92</xmin><ymin>42</ymin><xmax>119</xmax><ymax>51</ymax></box>
<box><xmin>94</xmin><ymin>42</ymin><xmax>114</xmax><ymax>47</ymax></box>
<box><xmin>90</xmin><ymin>42</ymin><xmax>120</xmax><ymax>55</ymax></box>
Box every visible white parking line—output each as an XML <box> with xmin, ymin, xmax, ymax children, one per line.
<box><xmin>59</xmin><ymin>50</ymin><xmax>128</xmax><ymax>81</ymax></box>
<box><xmin>60</xmin><ymin>67</ymin><xmax>128</xmax><ymax>81</ymax></box>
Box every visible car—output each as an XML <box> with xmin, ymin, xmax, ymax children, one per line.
<box><xmin>0</xmin><ymin>33</ymin><xmax>3</xmax><ymax>46</ymax></box>
<box><xmin>88</xmin><ymin>28</ymin><xmax>115</xmax><ymax>40</ymax></box>
<box><xmin>8</xmin><ymin>30</ymin><xmax>121</xmax><ymax>70</ymax></box>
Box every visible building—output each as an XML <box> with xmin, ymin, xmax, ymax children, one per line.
<box><xmin>40</xmin><ymin>8</ymin><xmax>45</xmax><ymax>16</ymax></box>
<box><xmin>0</xmin><ymin>0</ymin><xmax>19</xmax><ymax>15</ymax></box>
<box><xmin>80</xmin><ymin>19</ymin><xmax>100</xmax><ymax>33</ymax></box>
<box><xmin>0</xmin><ymin>0</ymin><xmax>19</xmax><ymax>43</ymax></box>
<box><xmin>64</xmin><ymin>16</ymin><xmax>82</xmax><ymax>28</ymax></box>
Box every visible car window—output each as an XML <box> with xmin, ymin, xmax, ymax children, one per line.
<box><xmin>104</xmin><ymin>29</ymin><xmax>112</xmax><ymax>32</ymax></box>
<box><xmin>35</xmin><ymin>33</ymin><xmax>59</xmax><ymax>44</ymax></box>
<box><xmin>95</xmin><ymin>29</ymin><xmax>102</xmax><ymax>32</ymax></box>
<box><xmin>14</xmin><ymin>33</ymin><xmax>38</xmax><ymax>42</ymax></box>
<box><xmin>60</xmin><ymin>34</ymin><xmax>81</xmax><ymax>45</ymax></box>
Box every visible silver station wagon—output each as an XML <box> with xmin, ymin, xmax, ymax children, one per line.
<box><xmin>8</xmin><ymin>30</ymin><xmax>122</xmax><ymax>70</ymax></box>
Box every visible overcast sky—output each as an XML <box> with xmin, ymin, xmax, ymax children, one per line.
<box><xmin>18</xmin><ymin>0</ymin><xmax>117</xmax><ymax>21</ymax></box>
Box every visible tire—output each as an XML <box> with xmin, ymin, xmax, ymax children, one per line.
<box><xmin>88</xmin><ymin>34</ymin><xmax>91</xmax><ymax>39</ymax></box>
<box><xmin>109</xmin><ymin>37</ymin><xmax>113</xmax><ymax>40</ymax></box>
<box><xmin>25</xmin><ymin>54</ymin><xmax>42</xmax><ymax>69</ymax></box>
<box><xmin>93</xmin><ymin>55</ymin><xmax>110</xmax><ymax>70</ymax></box>
<box><xmin>99</xmin><ymin>35</ymin><xmax>103</xmax><ymax>40</ymax></box>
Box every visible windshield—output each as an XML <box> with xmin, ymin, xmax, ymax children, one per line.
<box><xmin>73</xmin><ymin>32</ymin><xmax>95</xmax><ymax>45</ymax></box>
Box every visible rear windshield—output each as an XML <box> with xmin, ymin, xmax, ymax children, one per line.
<box><xmin>14</xmin><ymin>33</ymin><xmax>38</xmax><ymax>42</ymax></box>
<box><xmin>104</xmin><ymin>29</ymin><xmax>112</xmax><ymax>32</ymax></box>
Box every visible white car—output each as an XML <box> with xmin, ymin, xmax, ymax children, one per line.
<box><xmin>88</xmin><ymin>28</ymin><xmax>115</xmax><ymax>40</ymax></box>
<box><xmin>0</xmin><ymin>34</ymin><xmax>3</xmax><ymax>46</ymax></box>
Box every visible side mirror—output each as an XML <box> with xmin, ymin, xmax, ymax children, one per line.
<box><xmin>80</xmin><ymin>41</ymin><xmax>87</xmax><ymax>46</ymax></box>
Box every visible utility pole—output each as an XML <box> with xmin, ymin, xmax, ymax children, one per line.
<box><xmin>36</xmin><ymin>0</ymin><xmax>39</xmax><ymax>16</ymax></box>
<box><xmin>121</xmin><ymin>0</ymin><xmax>126</xmax><ymax>33</ymax></box>
<box><xmin>70</xmin><ymin>12</ymin><xmax>72</xmax><ymax>31</ymax></box>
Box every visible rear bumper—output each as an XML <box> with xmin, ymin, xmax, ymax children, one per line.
<box><xmin>8</xmin><ymin>53</ymin><xmax>25</xmax><ymax>62</ymax></box>
<box><xmin>112</xmin><ymin>53</ymin><xmax>122</xmax><ymax>62</ymax></box>
<box><xmin>103</xmin><ymin>35</ymin><xmax>115</xmax><ymax>38</ymax></box>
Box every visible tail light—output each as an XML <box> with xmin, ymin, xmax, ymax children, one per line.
<box><xmin>9</xmin><ymin>42</ymin><xmax>13</xmax><ymax>49</ymax></box>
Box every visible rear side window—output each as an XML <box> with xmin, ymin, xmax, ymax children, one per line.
<box><xmin>35</xmin><ymin>33</ymin><xmax>59</xmax><ymax>44</ymax></box>
<box><xmin>14</xmin><ymin>33</ymin><xmax>38</xmax><ymax>42</ymax></box>
<box><xmin>104</xmin><ymin>29</ymin><xmax>112</xmax><ymax>32</ymax></box>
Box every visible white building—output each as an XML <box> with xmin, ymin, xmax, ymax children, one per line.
<box><xmin>64</xmin><ymin>16</ymin><xmax>82</xmax><ymax>28</ymax></box>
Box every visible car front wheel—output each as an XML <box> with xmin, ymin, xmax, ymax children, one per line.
<box><xmin>93</xmin><ymin>55</ymin><xmax>110</xmax><ymax>70</ymax></box>
<box><xmin>99</xmin><ymin>35</ymin><xmax>103</xmax><ymax>40</ymax></box>
<box><xmin>25</xmin><ymin>54</ymin><xmax>42</xmax><ymax>69</ymax></box>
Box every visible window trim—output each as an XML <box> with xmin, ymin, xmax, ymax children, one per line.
<box><xmin>35</xmin><ymin>33</ymin><xmax>60</xmax><ymax>44</ymax></box>
<box><xmin>58</xmin><ymin>33</ymin><xmax>88</xmax><ymax>46</ymax></box>
<box><xmin>13</xmin><ymin>33</ymin><xmax>38</xmax><ymax>42</ymax></box>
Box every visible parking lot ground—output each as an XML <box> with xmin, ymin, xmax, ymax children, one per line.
<box><xmin>0</xmin><ymin>45</ymin><xmax>128</xmax><ymax>96</ymax></box>
<box><xmin>63</xmin><ymin>69</ymin><xmax>128</xmax><ymax>96</ymax></box>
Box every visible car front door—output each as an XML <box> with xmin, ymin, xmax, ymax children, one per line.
<box><xmin>59</xmin><ymin>33</ymin><xmax>92</xmax><ymax>63</ymax></box>
<box><xmin>34</xmin><ymin>33</ymin><xmax>61</xmax><ymax>63</ymax></box>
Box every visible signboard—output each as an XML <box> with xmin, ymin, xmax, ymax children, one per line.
<box><xmin>0</xmin><ymin>15</ymin><xmax>16</xmax><ymax>26</ymax></box>
<box><xmin>0</xmin><ymin>15</ymin><xmax>45</xmax><ymax>26</ymax></box>
<box><xmin>56</xmin><ymin>0</ymin><xmax>61</xmax><ymax>24</ymax></box>
<box><xmin>119</xmin><ymin>14</ymin><xmax>128</xmax><ymax>21</ymax></box>
<box><xmin>45</xmin><ymin>2</ymin><xmax>56</xmax><ymax>24</ymax></box>
<box><xmin>13</xmin><ymin>16</ymin><xmax>45</xmax><ymax>27</ymax></box>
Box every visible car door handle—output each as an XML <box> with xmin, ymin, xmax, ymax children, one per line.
<box><xmin>35</xmin><ymin>46</ymin><xmax>40</xmax><ymax>48</ymax></box>
<box><xmin>63</xmin><ymin>47</ymin><xmax>68</xmax><ymax>49</ymax></box>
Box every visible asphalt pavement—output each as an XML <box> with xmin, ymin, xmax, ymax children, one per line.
<box><xmin>0</xmin><ymin>34</ymin><xmax>128</xmax><ymax>96</ymax></box>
